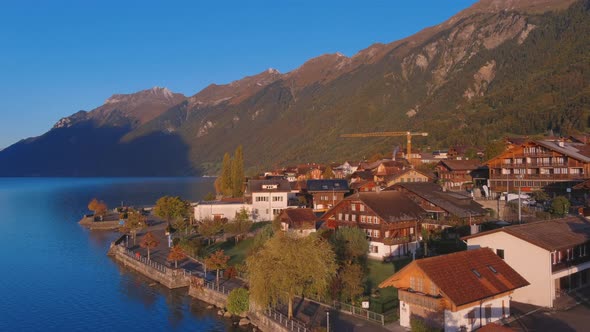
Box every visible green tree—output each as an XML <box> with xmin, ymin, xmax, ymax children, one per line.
<box><xmin>224</xmin><ymin>208</ymin><xmax>252</xmax><ymax>243</ymax></box>
<box><xmin>220</xmin><ymin>152</ymin><xmax>233</xmax><ymax>197</ymax></box>
<box><xmin>322</xmin><ymin>166</ymin><xmax>335</xmax><ymax>179</ymax></box>
<box><xmin>121</xmin><ymin>208</ymin><xmax>146</xmax><ymax>245</ymax></box>
<box><xmin>247</xmin><ymin>234</ymin><xmax>337</xmax><ymax>319</ymax></box>
<box><xmin>249</xmin><ymin>224</ymin><xmax>274</xmax><ymax>254</ymax></box>
<box><xmin>231</xmin><ymin>145</ymin><xmax>244</xmax><ymax>197</ymax></box>
<box><xmin>340</xmin><ymin>263</ymin><xmax>364</xmax><ymax>304</ymax></box>
<box><xmin>198</xmin><ymin>218</ymin><xmax>224</xmax><ymax>245</ymax></box>
<box><xmin>332</xmin><ymin>227</ymin><xmax>369</xmax><ymax>264</ymax></box>
<box><xmin>167</xmin><ymin>245</ymin><xmax>186</xmax><ymax>268</ymax></box>
<box><xmin>227</xmin><ymin>288</ymin><xmax>249</xmax><ymax>315</ymax></box>
<box><xmin>551</xmin><ymin>196</ymin><xmax>570</xmax><ymax>217</ymax></box>
<box><xmin>205</xmin><ymin>250</ymin><xmax>230</xmax><ymax>286</ymax></box>
<box><xmin>140</xmin><ymin>231</ymin><xmax>159</xmax><ymax>261</ymax></box>
<box><xmin>484</xmin><ymin>140</ymin><xmax>506</xmax><ymax>161</ymax></box>
<box><xmin>531</xmin><ymin>190</ymin><xmax>550</xmax><ymax>203</ymax></box>
<box><xmin>203</xmin><ymin>192</ymin><xmax>216</xmax><ymax>201</ymax></box>
<box><xmin>154</xmin><ymin>196</ymin><xmax>190</xmax><ymax>229</ymax></box>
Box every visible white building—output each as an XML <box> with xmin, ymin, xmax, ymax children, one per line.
<box><xmin>463</xmin><ymin>216</ymin><xmax>590</xmax><ymax>308</ymax></box>
<box><xmin>380</xmin><ymin>248</ymin><xmax>529</xmax><ymax>332</ymax></box>
<box><xmin>246</xmin><ymin>179</ymin><xmax>294</xmax><ymax>221</ymax></box>
<box><xmin>194</xmin><ymin>199</ymin><xmax>253</xmax><ymax>222</ymax></box>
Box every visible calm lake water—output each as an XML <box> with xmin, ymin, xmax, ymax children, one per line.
<box><xmin>0</xmin><ymin>177</ymin><xmax>239</xmax><ymax>332</ymax></box>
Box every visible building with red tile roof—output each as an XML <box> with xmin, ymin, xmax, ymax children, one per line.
<box><xmin>379</xmin><ymin>248</ymin><xmax>528</xmax><ymax>331</ymax></box>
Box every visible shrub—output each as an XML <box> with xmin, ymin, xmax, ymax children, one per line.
<box><xmin>226</xmin><ymin>288</ymin><xmax>249</xmax><ymax>315</ymax></box>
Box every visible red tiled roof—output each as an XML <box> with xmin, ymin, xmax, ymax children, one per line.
<box><xmin>380</xmin><ymin>248</ymin><xmax>529</xmax><ymax>307</ymax></box>
<box><xmin>478</xmin><ymin>323</ymin><xmax>514</xmax><ymax>331</ymax></box>
<box><xmin>281</xmin><ymin>208</ymin><xmax>317</xmax><ymax>229</ymax></box>
<box><xmin>438</xmin><ymin>159</ymin><xmax>481</xmax><ymax>171</ymax></box>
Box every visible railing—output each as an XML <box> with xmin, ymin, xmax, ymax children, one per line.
<box><xmin>264</xmin><ymin>308</ymin><xmax>309</xmax><ymax>332</ymax></box>
<box><xmin>121</xmin><ymin>248</ymin><xmax>167</xmax><ymax>274</ymax></box>
<box><xmin>203</xmin><ymin>279</ymin><xmax>230</xmax><ymax>295</ymax></box>
<box><xmin>113</xmin><ymin>234</ymin><xmax>127</xmax><ymax>246</ymax></box>
<box><xmin>333</xmin><ymin>300</ymin><xmax>385</xmax><ymax>325</ymax></box>
<box><xmin>552</xmin><ymin>255</ymin><xmax>590</xmax><ymax>273</ymax></box>
<box><xmin>398</xmin><ymin>289</ymin><xmax>445</xmax><ymax>311</ymax></box>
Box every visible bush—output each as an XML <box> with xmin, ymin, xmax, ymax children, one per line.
<box><xmin>410</xmin><ymin>317</ymin><xmax>442</xmax><ymax>332</ymax></box>
<box><xmin>178</xmin><ymin>237</ymin><xmax>202</xmax><ymax>257</ymax></box>
<box><xmin>226</xmin><ymin>288</ymin><xmax>249</xmax><ymax>315</ymax></box>
<box><xmin>550</xmin><ymin>196</ymin><xmax>570</xmax><ymax>217</ymax></box>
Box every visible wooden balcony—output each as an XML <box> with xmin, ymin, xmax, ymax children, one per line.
<box><xmin>398</xmin><ymin>289</ymin><xmax>445</xmax><ymax>311</ymax></box>
<box><xmin>552</xmin><ymin>255</ymin><xmax>590</xmax><ymax>273</ymax></box>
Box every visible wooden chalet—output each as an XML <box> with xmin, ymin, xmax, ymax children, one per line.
<box><xmin>277</xmin><ymin>208</ymin><xmax>318</xmax><ymax>237</ymax></box>
<box><xmin>383</xmin><ymin>168</ymin><xmax>433</xmax><ymax>188</ymax></box>
<box><xmin>379</xmin><ymin>248</ymin><xmax>529</xmax><ymax>331</ymax></box>
<box><xmin>487</xmin><ymin>139</ymin><xmax>590</xmax><ymax>194</ymax></box>
<box><xmin>306</xmin><ymin>179</ymin><xmax>349</xmax><ymax>212</ymax></box>
<box><xmin>322</xmin><ymin>191</ymin><xmax>425</xmax><ymax>259</ymax></box>
<box><xmin>434</xmin><ymin>160</ymin><xmax>482</xmax><ymax>191</ymax></box>
<box><xmin>387</xmin><ymin>182</ymin><xmax>488</xmax><ymax>229</ymax></box>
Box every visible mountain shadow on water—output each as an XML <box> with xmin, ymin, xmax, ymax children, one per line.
<box><xmin>0</xmin><ymin>122</ymin><xmax>197</xmax><ymax>177</ymax></box>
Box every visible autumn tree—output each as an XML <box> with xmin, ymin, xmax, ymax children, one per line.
<box><xmin>167</xmin><ymin>245</ymin><xmax>186</xmax><ymax>268</ymax></box>
<box><xmin>247</xmin><ymin>234</ymin><xmax>337</xmax><ymax>319</ymax></box>
<box><xmin>224</xmin><ymin>208</ymin><xmax>252</xmax><ymax>243</ymax></box>
<box><xmin>219</xmin><ymin>152</ymin><xmax>233</xmax><ymax>197</ymax></box>
<box><xmin>140</xmin><ymin>231</ymin><xmax>160</xmax><ymax>261</ymax></box>
<box><xmin>88</xmin><ymin>198</ymin><xmax>108</xmax><ymax>218</ymax></box>
<box><xmin>231</xmin><ymin>145</ymin><xmax>244</xmax><ymax>197</ymax></box>
<box><xmin>154</xmin><ymin>196</ymin><xmax>190</xmax><ymax>234</ymax></box>
<box><xmin>322</xmin><ymin>166</ymin><xmax>335</xmax><ymax>179</ymax></box>
<box><xmin>551</xmin><ymin>196</ymin><xmax>570</xmax><ymax>217</ymax></box>
<box><xmin>198</xmin><ymin>218</ymin><xmax>224</xmax><ymax>245</ymax></box>
<box><xmin>205</xmin><ymin>250</ymin><xmax>230</xmax><ymax>286</ymax></box>
<box><xmin>121</xmin><ymin>208</ymin><xmax>146</xmax><ymax>245</ymax></box>
<box><xmin>340</xmin><ymin>263</ymin><xmax>364</xmax><ymax>304</ymax></box>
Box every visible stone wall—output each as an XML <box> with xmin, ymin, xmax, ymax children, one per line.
<box><xmin>108</xmin><ymin>244</ymin><xmax>190</xmax><ymax>289</ymax></box>
<box><xmin>188</xmin><ymin>283</ymin><xmax>228</xmax><ymax>308</ymax></box>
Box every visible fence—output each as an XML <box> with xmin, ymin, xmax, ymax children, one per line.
<box><xmin>333</xmin><ymin>300</ymin><xmax>385</xmax><ymax>325</ymax></box>
<box><xmin>264</xmin><ymin>308</ymin><xmax>309</xmax><ymax>332</ymax></box>
<box><xmin>203</xmin><ymin>279</ymin><xmax>230</xmax><ymax>295</ymax></box>
<box><xmin>121</xmin><ymin>247</ymin><xmax>167</xmax><ymax>274</ymax></box>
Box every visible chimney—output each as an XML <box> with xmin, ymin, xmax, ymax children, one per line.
<box><xmin>558</xmin><ymin>140</ymin><xmax>565</xmax><ymax>148</ymax></box>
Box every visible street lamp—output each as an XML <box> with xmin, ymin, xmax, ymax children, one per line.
<box><xmin>516</xmin><ymin>174</ymin><xmax>523</xmax><ymax>224</ymax></box>
<box><xmin>326</xmin><ymin>309</ymin><xmax>330</xmax><ymax>332</ymax></box>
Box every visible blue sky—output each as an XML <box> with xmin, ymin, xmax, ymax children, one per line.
<box><xmin>0</xmin><ymin>0</ymin><xmax>478</xmax><ymax>149</ymax></box>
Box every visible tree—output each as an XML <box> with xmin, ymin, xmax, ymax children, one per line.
<box><xmin>531</xmin><ymin>190</ymin><xmax>550</xmax><ymax>203</ymax></box>
<box><xmin>249</xmin><ymin>224</ymin><xmax>274</xmax><ymax>254</ymax></box>
<box><xmin>220</xmin><ymin>152</ymin><xmax>233</xmax><ymax>197</ymax></box>
<box><xmin>205</xmin><ymin>250</ymin><xmax>230</xmax><ymax>286</ymax></box>
<box><xmin>231</xmin><ymin>145</ymin><xmax>244</xmax><ymax>197</ymax></box>
<box><xmin>121</xmin><ymin>208</ymin><xmax>146</xmax><ymax>245</ymax></box>
<box><xmin>227</xmin><ymin>288</ymin><xmax>249</xmax><ymax>315</ymax></box>
<box><xmin>332</xmin><ymin>227</ymin><xmax>370</xmax><ymax>264</ymax></box>
<box><xmin>484</xmin><ymin>140</ymin><xmax>506</xmax><ymax>161</ymax></box>
<box><xmin>167</xmin><ymin>245</ymin><xmax>186</xmax><ymax>268</ymax></box>
<box><xmin>551</xmin><ymin>196</ymin><xmax>570</xmax><ymax>217</ymax></box>
<box><xmin>203</xmin><ymin>192</ymin><xmax>216</xmax><ymax>201</ymax></box>
<box><xmin>322</xmin><ymin>166</ymin><xmax>335</xmax><ymax>179</ymax></box>
<box><xmin>247</xmin><ymin>234</ymin><xmax>337</xmax><ymax>319</ymax></box>
<box><xmin>340</xmin><ymin>263</ymin><xmax>364</xmax><ymax>304</ymax></box>
<box><xmin>88</xmin><ymin>198</ymin><xmax>108</xmax><ymax>218</ymax></box>
<box><xmin>140</xmin><ymin>231</ymin><xmax>160</xmax><ymax>261</ymax></box>
<box><xmin>224</xmin><ymin>208</ymin><xmax>252</xmax><ymax>243</ymax></box>
<box><xmin>154</xmin><ymin>196</ymin><xmax>190</xmax><ymax>233</ymax></box>
<box><xmin>198</xmin><ymin>218</ymin><xmax>224</xmax><ymax>245</ymax></box>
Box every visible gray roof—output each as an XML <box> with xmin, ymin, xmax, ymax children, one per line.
<box><xmin>349</xmin><ymin>191</ymin><xmax>425</xmax><ymax>223</ymax></box>
<box><xmin>389</xmin><ymin>182</ymin><xmax>488</xmax><ymax>218</ymax></box>
<box><xmin>247</xmin><ymin>179</ymin><xmax>292</xmax><ymax>193</ymax></box>
<box><xmin>306</xmin><ymin>179</ymin><xmax>349</xmax><ymax>192</ymax></box>
<box><xmin>535</xmin><ymin>140</ymin><xmax>590</xmax><ymax>163</ymax></box>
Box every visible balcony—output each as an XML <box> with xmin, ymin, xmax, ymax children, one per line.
<box><xmin>398</xmin><ymin>289</ymin><xmax>445</xmax><ymax>311</ymax></box>
<box><xmin>552</xmin><ymin>255</ymin><xmax>590</xmax><ymax>273</ymax></box>
<box><xmin>490</xmin><ymin>174</ymin><xmax>585</xmax><ymax>180</ymax></box>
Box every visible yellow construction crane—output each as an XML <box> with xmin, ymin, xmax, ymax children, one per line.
<box><xmin>341</xmin><ymin>131</ymin><xmax>429</xmax><ymax>163</ymax></box>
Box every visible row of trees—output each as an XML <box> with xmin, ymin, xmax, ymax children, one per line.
<box><xmin>215</xmin><ymin>145</ymin><xmax>244</xmax><ymax>198</ymax></box>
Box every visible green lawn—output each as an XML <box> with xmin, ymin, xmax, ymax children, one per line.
<box><xmin>202</xmin><ymin>237</ymin><xmax>255</xmax><ymax>266</ymax></box>
<box><xmin>366</xmin><ymin>258</ymin><xmax>411</xmax><ymax>320</ymax></box>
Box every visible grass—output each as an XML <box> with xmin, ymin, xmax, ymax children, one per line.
<box><xmin>366</xmin><ymin>257</ymin><xmax>412</xmax><ymax>320</ymax></box>
<box><xmin>202</xmin><ymin>237</ymin><xmax>255</xmax><ymax>266</ymax></box>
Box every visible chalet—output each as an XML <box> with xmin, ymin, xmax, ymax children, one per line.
<box><xmin>350</xmin><ymin>180</ymin><xmax>378</xmax><ymax>193</ymax></box>
<box><xmin>463</xmin><ymin>216</ymin><xmax>590</xmax><ymax>308</ymax></box>
<box><xmin>306</xmin><ymin>179</ymin><xmax>349</xmax><ymax>212</ymax></box>
<box><xmin>333</xmin><ymin>161</ymin><xmax>358</xmax><ymax>179</ymax></box>
<box><xmin>277</xmin><ymin>208</ymin><xmax>318</xmax><ymax>237</ymax></box>
<box><xmin>435</xmin><ymin>160</ymin><xmax>482</xmax><ymax>191</ymax></box>
<box><xmin>487</xmin><ymin>139</ymin><xmax>590</xmax><ymax>195</ymax></box>
<box><xmin>379</xmin><ymin>248</ymin><xmax>529</xmax><ymax>331</ymax></box>
<box><xmin>193</xmin><ymin>198</ymin><xmax>252</xmax><ymax>222</ymax></box>
<box><xmin>373</xmin><ymin>160</ymin><xmax>410</xmax><ymax>184</ymax></box>
<box><xmin>387</xmin><ymin>182</ymin><xmax>488</xmax><ymax>230</ymax></box>
<box><xmin>245</xmin><ymin>179</ymin><xmax>294</xmax><ymax>221</ymax></box>
<box><xmin>322</xmin><ymin>191</ymin><xmax>425</xmax><ymax>259</ymax></box>
<box><xmin>383</xmin><ymin>168</ymin><xmax>432</xmax><ymax>188</ymax></box>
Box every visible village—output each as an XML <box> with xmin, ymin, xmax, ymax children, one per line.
<box><xmin>93</xmin><ymin>134</ymin><xmax>590</xmax><ymax>332</ymax></box>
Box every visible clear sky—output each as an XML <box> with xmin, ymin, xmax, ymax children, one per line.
<box><xmin>0</xmin><ymin>0</ymin><xmax>478</xmax><ymax>150</ymax></box>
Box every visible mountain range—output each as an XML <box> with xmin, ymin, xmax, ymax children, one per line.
<box><xmin>1</xmin><ymin>0</ymin><xmax>589</xmax><ymax>176</ymax></box>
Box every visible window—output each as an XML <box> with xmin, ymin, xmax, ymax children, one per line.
<box><xmin>351</xmin><ymin>204</ymin><xmax>356</xmax><ymax>211</ymax></box>
<box><xmin>467</xmin><ymin>309</ymin><xmax>476</xmax><ymax>326</ymax></box>
<box><xmin>344</xmin><ymin>214</ymin><xmax>349</xmax><ymax>221</ymax></box>
<box><xmin>338</xmin><ymin>213</ymin><xmax>342</xmax><ymax>220</ymax></box>
<box><xmin>488</xmin><ymin>265</ymin><xmax>498</xmax><ymax>274</ymax></box>
<box><xmin>272</xmin><ymin>196</ymin><xmax>283</xmax><ymax>202</ymax></box>
<box><xmin>360</xmin><ymin>205</ymin><xmax>365</xmax><ymax>212</ymax></box>
<box><xmin>272</xmin><ymin>208</ymin><xmax>282</xmax><ymax>216</ymax></box>
<box><xmin>256</xmin><ymin>196</ymin><xmax>269</xmax><ymax>202</ymax></box>
<box><xmin>351</xmin><ymin>215</ymin><xmax>357</xmax><ymax>222</ymax></box>
<box><xmin>360</xmin><ymin>215</ymin><xmax>366</xmax><ymax>223</ymax></box>
<box><xmin>472</xmin><ymin>269</ymin><xmax>481</xmax><ymax>278</ymax></box>
<box><xmin>369</xmin><ymin>245</ymin><xmax>379</xmax><ymax>253</ymax></box>
<box><xmin>496</xmin><ymin>249</ymin><xmax>505</xmax><ymax>259</ymax></box>
<box><xmin>485</xmin><ymin>305</ymin><xmax>492</xmax><ymax>322</ymax></box>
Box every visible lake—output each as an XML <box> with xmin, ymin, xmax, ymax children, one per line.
<box><xmin>0</xmin><ymin>177</ymin><xmax>239</xmax><ymax>331</ymax></box>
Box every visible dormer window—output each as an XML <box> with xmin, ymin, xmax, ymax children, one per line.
<box><xmin>472</xmin><ymin>269</ymin><xmax>481</xmax><ymax>278</ymax></box>
<box><xmin>488</xmin><ymin>265</ymin><xmax>497</xmax><ymax>274</ymax></box>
